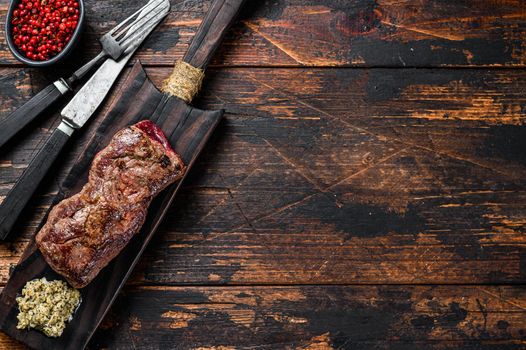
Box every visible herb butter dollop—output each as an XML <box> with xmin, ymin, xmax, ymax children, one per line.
<box><xmin>16</xmin><ymin>277</ymin><xmax>81</xmax><ymax>337</ymax></box>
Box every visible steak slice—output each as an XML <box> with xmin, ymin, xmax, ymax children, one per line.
<box><xmin>36</xmin><ymin>121</ymin><xmax>185</xmax><ymax>288</ymax></box>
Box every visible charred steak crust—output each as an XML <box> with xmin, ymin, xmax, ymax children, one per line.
<box><xmin>36</xmin><ymin>121</ymin><xmax>185</xmax><ymax>288</ymax></box>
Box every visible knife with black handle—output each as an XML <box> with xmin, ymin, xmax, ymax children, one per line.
<box><xmin>0</xmin><ymin>0</ymin><xmax>171</xmax><ymax>240</ymax></box>
<box><xmin>0</xmin><ymin>79</ymin><xmax>70</xmax><ymax>149</ymax></box>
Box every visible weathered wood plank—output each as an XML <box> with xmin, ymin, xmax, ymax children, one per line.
<box><xmin>3</xmin><ymin>67</ymin><xmax>525</xmax><ymax>190</ymax></box>
<box><xmin>134</xmin><ymin>67</ymin><xmax>526</xmax><ymax>285</ymax></box>
<box><xmin>1</xmin><ymin>0</ymin><xmax>525</xmax><ymax>67</ymax></box>
<box><xmin>189</xmin><ymin>68</ymin><xmax>526</xmax><ymax>185</ymax></box>
<box><xmin>2</xmin><ymin>285</ymin><xmax>525</xmax><ymax>349</ymax></box>
<box><xmin>84</xmin><ymin>285</ymin><xmax>526</xmax><ymax>349</ymax></box>
<box><xmin>1</xmin><ymin>67</ymin><xmax>525</xmax><ymax>285</ymax></box>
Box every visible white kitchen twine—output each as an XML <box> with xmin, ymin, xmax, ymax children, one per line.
<box><xmin>163</xmin><ymin>61</ymin><xmax>205</xmax><ymax>103</ymax></box>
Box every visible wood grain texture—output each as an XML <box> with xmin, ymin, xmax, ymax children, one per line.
<box><xmin>1</xmin><ymin>285</ymin><xmax>526</xmax><ymax>349</ymax></box>
<box><xmin>87</xmin><ymin>285</ymin><xmax>526</xmax><ymax>349</ymax></box>
<box><xmin>182</xmin><ymin>0</ymin><xmax>246</xmax><ymax>69</ymax></box>
<box><xmin>1</xmin><ymin>0</ymin><xmax>526</xmax><ymax>67</ymax></box>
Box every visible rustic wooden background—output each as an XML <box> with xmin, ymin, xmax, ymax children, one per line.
<box><xmin>1</xmin><ymin>0</ymin><xmax>526</xmax><ymax>349</ymax></box>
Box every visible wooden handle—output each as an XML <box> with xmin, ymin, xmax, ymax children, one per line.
<box><xmin>0</xmin><ymin>126</ymin><xmax>71</xmax><ymax>240</ymax></box>
<box><xmin>0</xmin><ymin>82</ymin><xmax>67</xmax><ymax>150</ymax></box>
<box><xmin>183</xmin><ymin>0</ymin><xmax>246</xmax><ymax>70</ymax></box>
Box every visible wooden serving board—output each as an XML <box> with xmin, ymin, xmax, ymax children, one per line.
<box><xmin>0</xmin><ymin>61</ymin><xmax>223</xmax><ymax>350</ymax></box>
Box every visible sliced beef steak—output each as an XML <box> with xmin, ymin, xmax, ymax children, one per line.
<box><xmin>36</xmin><ymin>121</ymin><xmax>185</xmax><ymax>288</ymax></box>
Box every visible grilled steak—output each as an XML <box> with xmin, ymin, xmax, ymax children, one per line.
<box><xmin>36</xmin><ymin>121</ymin><xmax>185</xmax><ymax>288</ymax></box>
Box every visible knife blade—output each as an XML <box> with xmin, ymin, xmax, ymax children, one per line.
<box><xmin>60</xmin><ymin>53</ymin><xmax>142</xmax><ymax>131</ymax></box>
<box><xmin>0</xmin><ymin>0</ymin><xmax>170</xmax><ymax>240</ymax></box>
<box><xmin>61</xmin><ymin>0</ymin><xmax>171</xmax><ymax>130</ymax></box>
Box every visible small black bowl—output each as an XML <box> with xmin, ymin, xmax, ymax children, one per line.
<box><xmin>5</xmin><ymin>0</ymin><xmax>85</xmax><ymax>67</ymax></box>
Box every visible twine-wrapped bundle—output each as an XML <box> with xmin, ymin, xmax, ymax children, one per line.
<box><xmin>162</xmin><ymin>61</ymin><xmax>205</xmax><ymax>103</ymax></box>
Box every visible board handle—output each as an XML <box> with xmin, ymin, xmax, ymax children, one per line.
<box><xmin>183</xmin><ymin>0</ymin><xmax>246</xmax><ymax>70</ymax></box>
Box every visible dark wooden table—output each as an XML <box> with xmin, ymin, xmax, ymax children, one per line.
<box><xmin>1</xmin><ymin>0</ymin><xmax>526</xmax><ymax>349</ymax></box>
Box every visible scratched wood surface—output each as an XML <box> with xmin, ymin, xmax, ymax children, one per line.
<box><xmin>1</xmin><ymin>0</ymin><xmax>526</xmax><ymax>349</ymax></box>
<box><xmin>1</xmin><ymin>0</ymin><xmax>526</xmax><ymax>67</ymax></box>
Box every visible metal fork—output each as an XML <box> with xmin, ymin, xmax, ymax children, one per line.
<box><xmin>66</xmin><ymin>0</ymin><xmax>169</xmax><ymax>86</ymax></box>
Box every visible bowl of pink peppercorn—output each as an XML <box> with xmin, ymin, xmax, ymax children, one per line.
<box><xmin>5</xmin><ymin>0</ymin><xmax>85</xmax><ymax>67</ymax></box>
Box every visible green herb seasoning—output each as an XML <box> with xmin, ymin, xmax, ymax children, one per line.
<box><xmin>16</xmin><ymin>278</ymin><xmax>81</xmax><ymax>337</ymax></box>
